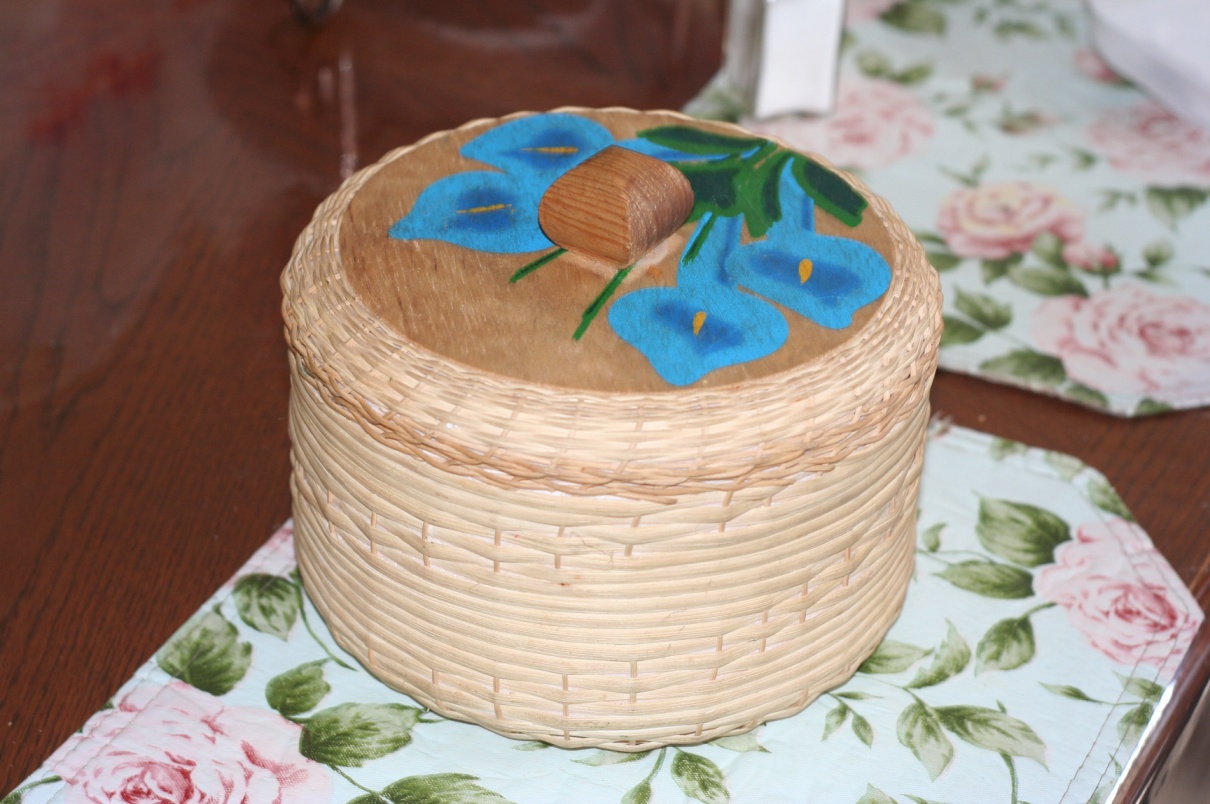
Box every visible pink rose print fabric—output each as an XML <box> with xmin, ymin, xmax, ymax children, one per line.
<box><xmin>1087</xmin><ymin>102</ymin><xmax>1210</xmax><ymax>187</ymax></box>
<box><xmin>749</xmin><ymin>78</ymin><xmax>934</xmax><ymax>171</ymax></box>
<box><xmin>46</xmin><ymin>681</ymin><xmax>330</xmax><ymax>804</ymax></box>
<box><xmin>1033</xmin><ymin>284</ymin><xmax>1210</xmax><ymax>400</ymax></box>
<box><xmin>936</xmin><ymin>182</ymin><xmax>1084</xmax><ymax>260</ymax></box>
<box><xmin>1036</xmin><ymin>518</ymin><xmax>1200</xmax><ymax>680</ymax></box>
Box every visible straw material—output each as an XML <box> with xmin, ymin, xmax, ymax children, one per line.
<box><xmin>282</xmin><ymin>108</ymin><xmax>942</xmax><ymax>750</ymax></box>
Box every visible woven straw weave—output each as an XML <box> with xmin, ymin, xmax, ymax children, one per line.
<box><xmin>282</xmin><ymin>109</ymin><xmax>942</xmax><ymax>750</ymax></box>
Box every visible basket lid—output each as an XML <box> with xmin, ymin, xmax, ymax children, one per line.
<box><xmin>337</xmin><ymin>109</ymin><xmax>896</xmax><ymax>393</ymax></box>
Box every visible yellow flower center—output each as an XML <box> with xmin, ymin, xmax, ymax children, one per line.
<box><xmin>693</xmin><ymin>311</ymin><xmax>707</xmax><ymax>336</ymax></box>
<box><xmin>798</xmin><ymin>258</ymin><xmax>814</xmax><ymax>284</ymax></box>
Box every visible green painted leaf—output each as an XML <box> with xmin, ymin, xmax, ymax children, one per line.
<box><xmin>940</xmin><ymin>316</ymin><xmax>984</xmax><ymax>346</ymax></box>
<box><xmin>361</xmin><ymin>773</ymin><xmax>515</xmax><ymax>804</ymax></box>
<box><xmin>976</xmin><ymin>617</ymin><xmax>1035</xmax><ymax>673</ymax></box>
<box><xmin>1117</xmin><ymin>702</ymin><xmax>1154</xmax><ymax>746</ymax></box>
<box><xmin>574</xmin><ymin>749</ymin><xmax>651</xmax><ymax>766</ymax></box>
<box><xmin>857</xmin><ymin>784</ymin><xmax>898</xmax><ymax>804</ymax></box>
<box><xmin>1145</xmin><ymin>187</ymin><xmax>1209</xmax><ymax>228</ymax></box>
<box><xmin>266</xmin><ymin>660</ymin><xmax>330</xmax><ymax>716</ymax></box>
<box><xmin>990</xmin><ymin>437</ymin><xmax>1029</xmax><ymax>460</ymax></box>
<box><xmin>907</xmin><ymin>622</ymin><xmax>971</xmax><ymax>688</ymax></box>
<box><xmin>927</xmin><ymin>251</ymin><xmax>963</xmax><ymax>271</ymax></box>
<box><xmin>897</xmin><ymin>700</ymin><xmax>954</xmax><ymax>780</ymax></box>
<box><xmin>979</xmin><ymin>349</ymin><xmax>1066</xmax><ymax>386</ymax></box>
<box><xmin>881</xmin><ymin>1</ymin><xmax>946</xmax><ymax>35</ymax></box>
<box><xmin>622</xmin><ymin>780</ymin><xmax>653</xmax><ymax>804</ymax></box>
<box><xmin>712</xmin><ymin>732</ymin><xmax>769</xmax><ymax>753</ymax></box>
<box><xmin>1121</xmin><ymin>675</ymin><xmax>1165</xmax><ymax>703</ymax></box>
<box><xmin>1064</xmin><ymin>383</ymin><xmax>1110</xmax><ymax>409</ymax></box>
<box><xmin>639</xmin><ymin>126</ymin><xmax>766</xmax><ymax>157</ymax></box>
<box><xmin>977</xmin><ymin>498</ymin><xmax>1071</xmax><ymax>566</ymax></box>
<box><xmin>670</xmin><ymin>751</ymin><xmax>730</xmax><ymax>804</ymax></box>
<box><xmin>233</xmin><ymin>574</ymin><xmax>300</xmax><ymax>640</ymax></box>
<box><xmin>1135</xmin><ymin>398</ymin><xmax>1173</xmax><ymax>415</ymax></box>
<box><xmin>157</xmin><ymin>607</ymin><xmax>252</xmax><ymax>696</ymax></box>
<box><xmin>954</xmin><ymin>289</ymin><xmax>1012</xmax><ymax>330</ymax></box>
<box><xmin>920</xmin><ymin>523</ymin><xmax>944</xmax><ymax>552</ymax></box>
<box><xmin>1085</xmin><ymin>480</ymin><xmax>1133</xmax><ymax>521</ymax></box>
<box><xmin>935</xmin><ymin>561</ymin><xmax>1034</xmax><ymax>599</ymax></box>
<box><xmin>792</xmin><ymin>155</ymin><xmax>867</xmax><ymax>226</ymax></box>
<box><xmin>299</xmin><ymin>702</ymin><xmax>422</xmax><ymax>767</ymax></box>
<box><xmin>678</xmin><ymin>160</ymin><xmax>744</xmax><ymax>221</ymax></box>
<box><xmin>852</xmin><ymin>711</ymin><xmax>875</xmax><ymax>747</ymax></box>
<box><xmin>1041</xmin><ymin>683</ymin><xmax>1100</xmax><ymax>703</ymax></box>
<box><xmin>1008</xmin><ymin>263</ymin><xmax>1088</xmax><ymax>297</ymax></box>
<box><xmin>859</xmin><ymin>641</ymin><xmax>932</xmax><ymax>674</ymax></box>
<box><xmin>981</xmin><ymin>254</ymin><xmax>1023</xmax><ymax>283</ymax></box>
<box><xmin>935</xmin><ymin>706</ymin><xmax>1047</xmax><ymax>766</ymax></box>
<box><xmin>823</xmin><ymin>703</ymin><xmax>850</xmax><ymax>740</ymax></box>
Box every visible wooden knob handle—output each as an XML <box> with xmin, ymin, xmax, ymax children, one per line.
<box><xmin>538</xmin><ymin>146</ymin><xmax>695</xmax><ymax>268</ymax></box>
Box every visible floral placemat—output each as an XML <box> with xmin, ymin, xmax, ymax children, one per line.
<box><xmin>6</xmin><ymin>425</ymin><xmax>1202</xmax><ymax>804</ymax></box>
<box><xmin>733</xmin><ymin>0</ymin><xmax>1210</xmax><ymax>416</ymax></box>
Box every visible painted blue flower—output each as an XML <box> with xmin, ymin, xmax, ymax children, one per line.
<box><xmin>726</xmin><ymin>165</ymin><xmax>891</xmax><ymax>329</ymax></box>
<box><xmin>609</xmin><ymin>215</ymin><xmax>788</xmax><ymax>386</ymax></box>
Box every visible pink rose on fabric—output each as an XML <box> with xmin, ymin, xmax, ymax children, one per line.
<box><xmin>936</xmin><ymin>182</ymin><xmax>1085</xmax><ymax>259</ymax></box>
<box><xmin>749</xmin><ymin>77</ymin><xmax>934</xmax><ymax>171</ymax></box>
<box><xmin>1087</xmin><ymin>101</ymin><xmax>1210</xmax><ymax>186</ymax></box>
<box><xmin>1033</xmin><ymin>283</ymin><xmax>1210</xmax><ymax>398</ymax></box>
<box><xmin>1074</xmin><ymin>48</ymin><xmax>1125</xmax><ymax>85</ymax></box>
<box><xmin>1061</xmin><ymin>242</ymin><xmax>1119</xmax><ymax>275</ymax></box>
<box><xmin>47</xmin><ymin>681</ymin><xmax>330</xmax><ymax>804</ymax></box>
<box><xmin>1036</xmin><ymin>518</ymin><xmax>1201</xmax><ymax>679</ymax></box>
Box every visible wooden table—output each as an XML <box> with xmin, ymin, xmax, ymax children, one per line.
<box><xmin>2</xmin><ymin>1</ymin><xmax>1206</xmax><ymax>799</ymax></box>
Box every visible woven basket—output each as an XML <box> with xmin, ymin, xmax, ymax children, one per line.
<box><xmin>282</xmin><ymin>109</ymin><xmax>942</xmax><ymax>751</ymax></box>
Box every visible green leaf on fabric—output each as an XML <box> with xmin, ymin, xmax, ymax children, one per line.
<box><xmin>904</xmin><ymin>797</ymin><xmax>951</xmax><ymax>804</ymax></box>
<box><xmin>859</xmin><ymin>641</ymin><xmax>932</xmax><ymax>674</ymax></box>
<box><xmin>1043</xmin><ymin>451</ymin><xmax>1085</xmax><ymax>481</ymax></box>
<box><xmin>157</xmin><ymin>607</ymin><xmax>252</xmax><ymax>696</ymax></box>
<box><xmin>935</xmin><ymin>706</ymin><xmax>1047</xmax><ymax>766</ymax></box>
<box><xmin>1089</xmin><ymin>477</ymin><xmax>1132</xmax><ymax>520</ymax></box>
<box><xmin>1143</xmin><ymin>239</ymin><xmax>1175</xmax><ymax>268</ymax></box>
<box><xmin>233</xmin><ymin>574</ymin><xmax>300</xmax><ymax>641</ymax></box>
<box><xmin>351</xmin><ymin>773</ymin><xmax>515</xmax><ymax>804</ymax></box>
<box><xmin>936</xmin><ymin>561</ymin><xmax>1034</xmax><ymax>599</ymax></box>
<box><xmin>981</xmin><ymin>254</ymin><xmax>1022</xmax><ymax>283</ymax></box>
<box><xmin>266</xmin><ymin>660</ymin><xmax>330</xmax><ymax>716</ymax></box>
<box><xmin>920</xmin><ymin>523</ymin><xmax>944</xmax><ymax>552</ymax></box>
<box><xmin>299</xmin><ymin>702</ymin><xmax>422</xmax><ymax>767</ymax></box>
<box><xmin>881</xmin><ymin>1</ymin><xmax>946</xmax><ymax>35</ymax></box>
<box><xmin>1041</xmin><ymin>683</ymin><xmax>1100</xmax><ymax>703</ymax></box>
<box><xmin>1145</xmin><ymin>187</ymin><xmax>1209</xmax><ymax>228</ymax></box>
<box><xmin>512</xmin><ymin>741</ymin><xmax>550</xmax><ymax>751</ymax></box>
<box><xmin>1030</xmin><ymin>232</ymin><xmax>1066</xmax><ymax>267</ymax></box>
<box><xmin>824</xmin><ymin>703</ymin><xmax>851</xmax><ymax>741</ymax></box>
<box><xmin>1135</xmin><ymin>398</ymin><xmax>1173</xmax><ymax>416</ymax></box>
<box><xmin>895</xmin><ymin>63</ymin><xmax>935</xmax><ymax>85</ymax></box>
<box><xmin>622</xmin><ymin>780</ymin><xmax>653</xmax><ymax>804</ymax></box>
<box><xmin>638</xmin><ymin>126</ymin><xmax>765</xmax><ymax>157</ymax></box>
<box><xmin>852</xmin><ymin>711</ymin><xmax>875</xmax><ymax>747</ymax></box>
<box><xmin>927</xmin><ymin>250</ymin><xmax>963</xmax><ymax>271</ymax></box>
<box><xmin>977</xmin><ymin>498</ymin><xmax>1070</xmax><ymax>566</ymax></box>
<box><xmin>574</xmin><ymin>749</ymin><xmax>651</xmax><ymax>766</ymax></box>
<box><xmin>907</xmin><ymin>622</ymin><xmax>971</xmax><ymax>688</ymax></box>
<box><xmin>1008</xmin><ymin>264</ymin><xmax>1088</xmax><ymax>297</ymax></box>
<box><xmin>1120</xmin><ymin>675</ymin><xmax>1165</xmax><ymax>703</ymax></box>
<box><xmin>0</xmin><ymin>792</ymin><xmax>19</xmax><ymax>804</ymax></box>
<box><xmin>712</xmin><ymin>732</ymin><xmax>769</xmax><ymax>753</ymax></box>
<box><xmin>976</xmin><ymin>617</ymin><xmax>1035</xmax><ymax>673</ymax></box>
<box><xmin>857</xmin><ymin>50</ymin><xmax>893</xmax><ymax>78</ymax></box>
<box><xmin>857</xmin><ymin>784</ymin><xmax>898</xmax><ymax>804</ymax></box>
<box><xmin>994</xmin><ymin>19</ymin><xmax>1045</xmax><ymax>39</ymax></box>
<box><xmin>940</xmin><ymin>316</ymin><xmax>984</xmax><ymax>347</ymax></box>
<box><xmin>670</xmin><ymin>751</ymin><xmax>730</xmax><ymax>804</ymax></box>
<box><xmin>955</xmin><ymin>289</ymin><xmax>1012</xmax><ymax>330</ymax></box>
<box><xmin>1117</xmin><ymin>702</ymin><xmax>1154</xmax><ymax>746</ymax></box>
<box><xmin>979</xmin><ymin>349</ymin><xmax>1067</xmax><ymax>386</ymax></box>
<box><xmin>836</xmin><ymin>691</ymin><xmax>881</xmax><ymax>701</ymax></box>
<box><xmin>897</xmin><ymin>700</ymin><xmax>954</xmax><ymax>780</ymax></box>
<box><xmin>1064</xmin><ymin>383</ymin><xmax>1110</xmax><ymax>410</ymax></box>
<box><xmin>791</xmin><ymin>155</ymin><xmax>867</xmax><ymax>226</ymax></box>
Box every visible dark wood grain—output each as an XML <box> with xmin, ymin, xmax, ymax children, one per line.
<box><xmin>0</xmin><ymin>0</ymin><xmax>1204</xmax><ymax>798</ymax></box>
